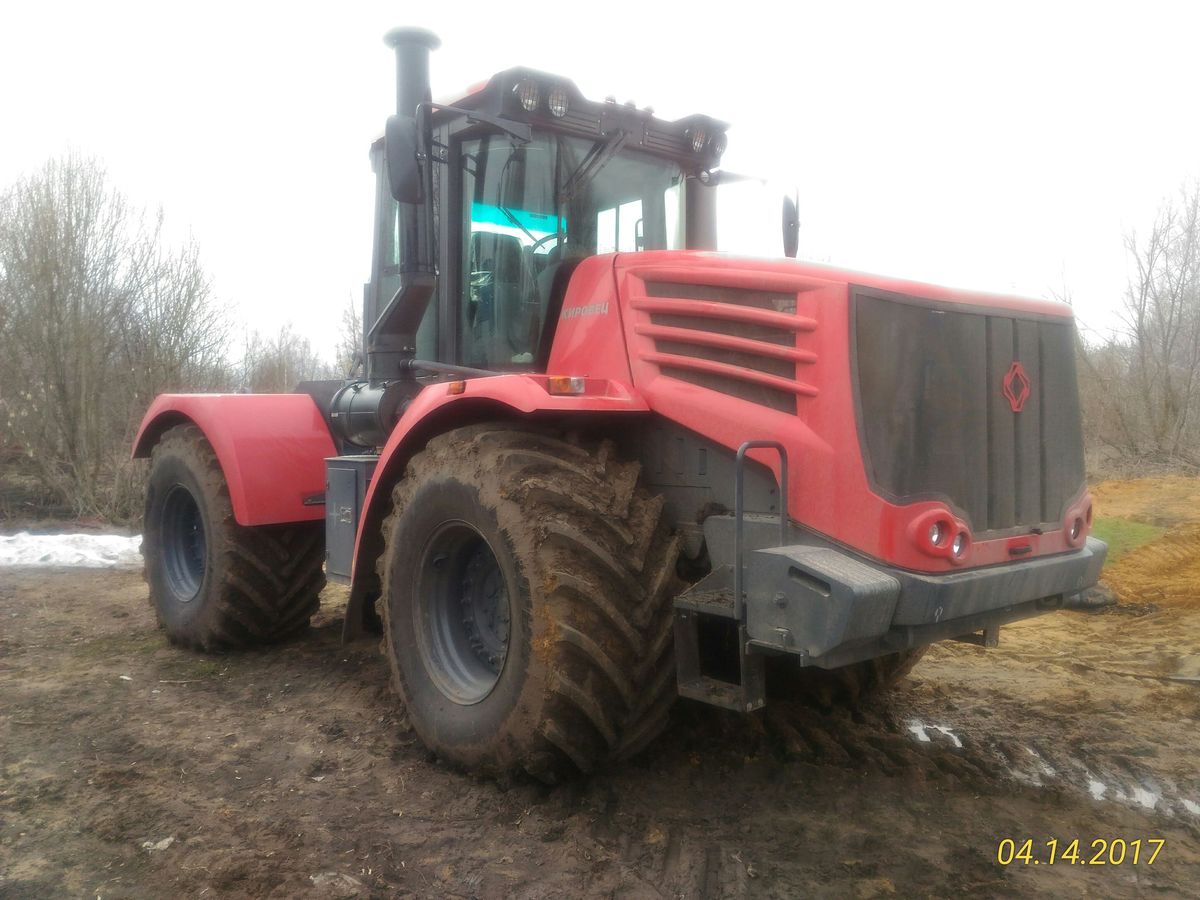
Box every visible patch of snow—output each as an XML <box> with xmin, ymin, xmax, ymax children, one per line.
<box><xmin>1023</xmin><ymin>746</ymin><xmax>1057</xmax><ymax>777</ymax></box>
<box><xmin>0</xmin><ymin>532</ymin><xmax>142</xmax><ymax>568</ymax></box>
<box><xmin>141</xmin><ymin>836</ymin><xmax>175</xmax><ymax>851</ymax></box>
<box><xmin>1181</xmin><ymin>799</ymin><xmax>1200</xmax><ymax>816</ymax></box>
<box><xmin>1130</xmin><ymin>786</ymin><xmax>1160</xmax><ymax>810</ymax></box>
<box><xmin>1087</xmin><ymin>777</ymin><xmax>1108</xmax><ymax>800</ymax></box>
<box><xmin>907</xmin><ymin>721</ymin><xmax>931</xmax><ymax>742</ymax></box>
<box><xmin>907</xmin><ymin>720</ymin><xmax>964</xmax><ymax>748</ymax></box>
<box><xmin>930</xmin><ymin>725</ymin><xmax>963</xmax><ymax>748</ymax></box>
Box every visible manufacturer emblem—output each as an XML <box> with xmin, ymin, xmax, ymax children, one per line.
<box><xmin>1002</xmin><ymin>361</ymin><xmax>1031</xmax><ymax>413</ymax></box>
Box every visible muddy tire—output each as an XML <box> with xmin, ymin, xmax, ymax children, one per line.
<box><xmin>142</xmin><ymin>424</ymin><xmax>325</xmax><ymax>651</ymax></box>
<box><xmin>379</xmin><ymin>425</ymin><xmax>681</xmax><ymax>780</ymax></box>
<box><xmin>769</xmin><ymin>648</ymin><xmax>927</xmax><ymax>707</ymax></box>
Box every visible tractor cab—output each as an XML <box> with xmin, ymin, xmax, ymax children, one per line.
<box><xmin>363</xmin><ymin>35</ymin><xmax>731</xmax><ymax>387</ymax></box>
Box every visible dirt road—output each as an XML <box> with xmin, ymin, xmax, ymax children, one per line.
<box><xmin>2</xmin><ymin>558</ymin><xmax>1197</xmax><ymax>898</ymax></box>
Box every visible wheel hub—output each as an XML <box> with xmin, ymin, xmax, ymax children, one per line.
<box><xmin>161</xmin><ymin>484</ymin><xmax>206</xmax><ymax>602</ymax></box>
<box><xmin>417</xmin><ymin>522</ymin><xmax>512</xmax><ymax>704</ymax></box>
<box><xmin>459</xmin><ymin>544</ymin><xmax>510</xmax><ymax>669</ymax></box>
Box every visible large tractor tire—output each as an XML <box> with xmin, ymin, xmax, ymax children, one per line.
<box><xmin>769</xmin><ymin>648</ymin><xmax>928</xmax><ymax>708</ymax></box>
<box><xmin>378</xmin><ymin>425</ymin><xmax>682</xmax><ymax>780</ymax></box>
<box><xmin>142</xmin><ymin>424</ymin><xmax>325</xmax><ymax>651</ymax></box>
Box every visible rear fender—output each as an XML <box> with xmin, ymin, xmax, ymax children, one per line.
<box><xmin>344</xmin><ymin>374</ymin><xmax>647</xmax><ymax>632</ymax></box>
<box><xmin>132</xmin><ymin>394</ymin><xmax>336</xmax><ymax>526</ymax></box>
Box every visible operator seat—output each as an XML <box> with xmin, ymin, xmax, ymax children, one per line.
<box><xmin>471</xmin><ymin>234</ymin><xmax>525</xmax><ymax>366</ymax></box>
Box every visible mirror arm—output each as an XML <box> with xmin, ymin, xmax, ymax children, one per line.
<box><xmin>419</xmin><ymin>101</ymin><xmax>532</xmax><ymax>143</ymax></box>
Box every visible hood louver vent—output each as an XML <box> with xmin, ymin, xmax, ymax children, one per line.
<box><xmin>632</xmin><ymin>280</ymin><xmax>817</xmax><ymax>415</ymax></box>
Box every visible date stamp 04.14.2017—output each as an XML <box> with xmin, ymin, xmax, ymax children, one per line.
<box><xmin>997</xmin><ymin>838</ymin><xmax>1165</xmax><ymax>867</ymax></box>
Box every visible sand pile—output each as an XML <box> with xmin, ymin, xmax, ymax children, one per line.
<box><xmin>1103</xmin><ymin>525</ymin><xmax>1200</xmax><ymax>608</ymax></box>
<box><xmin>1091</xmin><ymin>476</ymin><xmax>1200</xmax><ymax>528</ymax></box>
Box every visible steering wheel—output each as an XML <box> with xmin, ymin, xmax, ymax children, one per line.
<box><xmin>529</xmin><ymin>232</ymin><xmax>567</xmax><ymax>255</ymax></box>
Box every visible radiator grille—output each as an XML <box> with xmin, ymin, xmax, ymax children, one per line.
<box><xmin>853</xmin><ymin>289</ymin><xmax>1086</xmax><ymax>533</ymax></box>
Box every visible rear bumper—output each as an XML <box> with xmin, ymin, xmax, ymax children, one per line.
<box><xmin>739</xmin><ymin>536</ymin><xmax>1106</xmax><ymax>667</ymax></box>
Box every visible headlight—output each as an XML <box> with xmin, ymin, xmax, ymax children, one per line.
<box><xmin>689</xmin><ymin>127</ymin><xmax>707</xmax><ymax>153</ymax></box>
<box><xmin>548</xmin><ymin>85</ymin><xmax>569</xmax><ymax>118</ymax></box>
<box><xmin>952</xmin><ymin>533</ymin><xmax>967</xmax><ymax>557</ymax></box>
<box><xmin>515</xmin><ymin>79</ymin><xmax>539</xmax><ymax>112</ymax></box>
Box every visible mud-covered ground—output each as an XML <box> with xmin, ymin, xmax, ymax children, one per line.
<box><xmin>3</xmin><ymin>479</ymin><xmax>1199</xmax><ymax>898</ymax></box>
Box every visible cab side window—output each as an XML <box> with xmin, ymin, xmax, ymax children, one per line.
<box><xmin>459</xmin><ymin>137</ymin><xmax>561</xmax><ymax>369</ymax></box>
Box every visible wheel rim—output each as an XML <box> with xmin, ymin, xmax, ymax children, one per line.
<box><xmin>415</xmin><ymin>521</ymin><xmax>511</xmax><ymax>704</ymax></box>
<box><xmin>161</xmin><ymin>484</ymin><xmax>207</xmax><ymax>602</ymax></box>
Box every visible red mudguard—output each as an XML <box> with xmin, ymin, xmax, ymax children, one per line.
<box><xmin>347</xmin><ymin>371</ymin><xmax>649</xmax><ymax>584</ymax></box>
<box><xmin>132</xmin><ymin>394</ymin><xmax>336</xmax><ymax>526</ymax></box>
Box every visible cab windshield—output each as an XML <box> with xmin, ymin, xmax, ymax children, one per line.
<box><xmin>460</xmin><ymin>131</ymin><xmax>684</xmax><ymax>369</ymax></box>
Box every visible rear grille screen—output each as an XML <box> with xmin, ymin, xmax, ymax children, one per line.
<box><xmin>852</xmin><ymin>289</ymin><xmax>1085</xmax><ymax>533</ymax></box>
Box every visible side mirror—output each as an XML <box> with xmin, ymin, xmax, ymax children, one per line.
<box><xmin>782</xmin><ymin>194</ymin><xmax>799</xmax><ymax>258</ymax></box>
<box><xmin>385</xmin><ymin>114</ymin><xmax>423</xmax><ymax>203</ymax></box>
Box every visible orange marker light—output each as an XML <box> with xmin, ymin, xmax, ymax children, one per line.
<box><xmin>447</xmin><ymin>380</ymin><xmax>467</xmax><ymax>395</ymax></box>
<box><xmin>547</xmin><ymin>376</ymin><xmax>586</xmax><ymax>395</ymax></box>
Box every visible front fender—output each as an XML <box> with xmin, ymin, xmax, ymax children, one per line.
<box><xmin>132</xmin><ymin>394</ymin><xmax>336</xmax><ymax>526</ymax></box>
<box><xmin>348</xmin><ymin>374</ymin><xmax>647</xmax><ymax>592</ymax></box>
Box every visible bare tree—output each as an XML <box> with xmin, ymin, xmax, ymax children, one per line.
<box><xmin>240</xmin><ymin>324</ymin><xmax>336</xmax><ymax>393</ymax></box>
<box><xmin>1120</xmin><ymin>184</ymin><xmax>1200</xmax><ymax>460</ymax></box>
<box><xmin>336</xmin><ymin>294</ymin><xmax>363</xmax><ymax>377</ymax></box>
<box><xmin>0</xmin><ymin>154</ymin><xmax>230</xmax><ymax>519</ymax></box>
<box><xmin>1076</xmin><ymin>182</ymin><xmax>1200</xmax><ymax>470</ymax></box>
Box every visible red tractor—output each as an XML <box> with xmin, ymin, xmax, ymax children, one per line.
<box><xmin>133</xmin><ymin>28</ymin><xmax>1105</xmax><ymax>779</ymax></box>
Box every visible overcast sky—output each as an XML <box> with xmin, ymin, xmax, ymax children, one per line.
<box><xmin>3</xmin><ymin>1</ymin><xmax>1197</xmax><ymax>359</ymax></box>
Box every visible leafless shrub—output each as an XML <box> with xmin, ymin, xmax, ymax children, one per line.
<box><xmin>0</xmin><ymin>154</ymin><xmax>231</xmax><ymax>520</ymax></box>
<box><xmin>1076</xmin><ymin>183</ymin><xmax>1200</xmax><ymax>472</ymax></box>
<box><xmin>240</xmin><ymin>324</ymin><xmax>337</xmax><ymax>393</ymax></box>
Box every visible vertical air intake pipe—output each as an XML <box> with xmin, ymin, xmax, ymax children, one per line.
<box><xmin>366</xmin><ymin>27</ymin><xmax>441</xmax><ymax>384</ymax></box>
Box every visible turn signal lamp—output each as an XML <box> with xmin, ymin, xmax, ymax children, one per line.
<box><xmin>547</xmin><ymin>376</ymin><xmax>586</xmax><ymax>395</ymax></box>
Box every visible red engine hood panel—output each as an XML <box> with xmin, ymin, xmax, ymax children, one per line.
<box><xmin>605</xmin><ymin>251</ymin><xmax>1086</xmax><ymax>575</ymax></box>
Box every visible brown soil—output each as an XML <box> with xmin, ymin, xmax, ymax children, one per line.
<box><xmin>1092</xmin><ymin>475</ymin><xmax>1200</xmax><ymax>607</ymax></box>
<box><xmin>2</xmin><ymin>567</ymin><xmax>1198</xmax><ymax>898</ymax></box>
<box><xmin>1104</xmin><ymin>526</ymin><xmax>1200</xmax><ymax>608</ymax></box>
<box><xmin>1092</xmin><ymin>476</ymin><xmax>1200</xmax><ymax>529</ymax></box>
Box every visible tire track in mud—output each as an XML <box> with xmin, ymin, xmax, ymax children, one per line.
<box><xmin>984</xmin><ymin>737</ymin><xmax>1200</xmax><ymax>821</ymax></box>
<box><xmin>691</xmin><ymin>693</ymin><xmax>1200</xmax><ymax>825</ymax></box>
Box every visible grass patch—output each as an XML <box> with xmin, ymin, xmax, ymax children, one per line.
<box><xmin>1092</xmin><ymin>516</ymin><xmax>1165</xmax><ymax>565</ymax></box>
<box><xmin>73</xmin><ymin>631</ymin><xmax>164</xmax><ymax>661</ymax></box>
